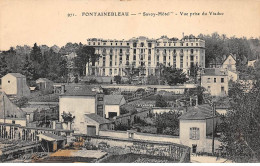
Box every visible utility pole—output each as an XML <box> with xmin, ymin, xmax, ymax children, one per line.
<box><xmin>3</xmin><ymin>92</ymin><xmax>6</xmax><ymax>124</ymax></box>
<box><xmin>212</xmin><ymin>102</ymin><xmax>216</xmax><ymax>155</ymax></box>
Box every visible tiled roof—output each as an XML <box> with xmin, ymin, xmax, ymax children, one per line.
<box><xmin>202</xmin><ymin>68</ymin><xmax>228</xmax><ymax>76</ymax></box>
<box><xmin>179</xmin><ymin>104</ymin><xmax>214</xmax><ymax>120</ymax></box>
<box><xmin>85</xmin><ymin>113</ymin><xmax>111</xmax><ymax>124</ymax></box>
<box><xmin>61</xmin><ymin>84</ymin><xmax>96</xmax><ymax>96</ymax></box>
<box><xmin>104</xmin><ymin>95</ymin><xmax>124</xmax><ymax>105</ymax></box>
<box><xmin>8</xmin><ymin>73</ymin><xmax>26</xmax><ymax>78</ymax></box>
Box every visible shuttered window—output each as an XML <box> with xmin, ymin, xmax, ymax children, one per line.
<box><xmin>190</xmin><ymin>127</ymin><xmax>200</xmax><ymax>140</ymax></box>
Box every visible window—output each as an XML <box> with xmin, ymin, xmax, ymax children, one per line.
<box><xmin>186</xmin><ymin>43</ymin><xmax>188</xmax><ymax>46</ymax></box>
<box><xmin>214</xmin><ymin>78</ymin><xmax>216</xmax><ymax>83</ymax></box>
<box><xmin>141</xmin><ymin>42</ymin><xmax>144</xmax><ymax>47</ymax></box>
<box><xmin>133</xmin><ymin>42</ymin><xmax>137</xmax><ymax>47</ymax></box>
<box><xmin>127</xmin><ymin>43</ymin><xmax>129</xmax><ymax>46</ymax></box>
<box><xmin>8</xmin><ymin>80</ymin><xmax>10</xmax><ymax>83</ymax></box>
<box><xmin>207</xmin><ymin>78</ymin><xmax>211</xmax><ymax>83</ymax></box>
<box><xmin>98</xmin><ymin>97</ymin><xmax>103</xmax><ymax>101</ymax></box>
<box><xmin>221</xmin><ymin>78</ymin><xmax>224</xmax><ymax>83</ymax></box>
<box><xmin>114</xmin><ymin>69</ymin><xmax>117</xmax><ymax>74</ymax></box>
<box><xmin>190</xmin><ymin>127</ymin><xmax>200</xmax><ymax>140</ymax></box>
<box><xmin>148</xmin><ymin>43</ymin><xmax>152</xmax><ymax>47</ymax></box>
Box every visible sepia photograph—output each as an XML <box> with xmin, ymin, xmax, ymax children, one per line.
<box><xmin>0</xmin><ymin>0</ymin><xmax>260</xmax><ymax>163</ymax></box>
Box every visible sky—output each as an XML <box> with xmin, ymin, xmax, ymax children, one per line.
<box><xmin>0</xmin><ymin>0</ymin><xmax>260</xmax><ymax>50</ymax></box>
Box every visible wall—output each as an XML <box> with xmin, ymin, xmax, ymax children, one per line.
<box><xmin>99</xmin><ymin>130</ymin><xmax>130</xmax><ymax>139</ymax></box>
<box><xmin>0</xmin><ymin>118</ymin><xmax>27</xmax><ymax>127</ymax></box>
<box><xmin>2</xmin><ymin>75</ymin><xmax>17</xmax><ymax>95</ymax></box>
<box><xmin>228</xmin><ymin>70</ymin><xmax>238</xmax><ymax>81</ymax></box>
<box><xmin>59</xmin><ymin>96</ymin><xmax>96</xmax><ymax>133</ymax></box>
<box><xmin>157</xmin><ymin>88</ymin><xmax>185</xmax><ymax>94</ymax></box>
<box><xmin>16</xmin><ymin>77</ymin><xmax>30</xmax><ymax>97</ymax></box>
<box><xmin>84</xmin><ymin>135</ymin><xmax>189</xmax><ymax>162</ymax></box>
<box><xmin>201</xmin><ymin>75</ymin><xmax>228</xmax><ymax>96</ymax></box>
<box><xmin>104</xmin><ymin>105</ymin><xmax>120</xmax><ymax>118</ymax></box>
<box><xmin>99</xmin><ymin>130</ymin><xmax>180</xmax><ymax>144</ymax></box>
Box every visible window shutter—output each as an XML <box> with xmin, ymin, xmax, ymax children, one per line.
<box><xmin>197</xmin><ymin>128</ymin><xmax>200</xmax><ymax>140</ymax></box>
<box><xmin>189</xmin><ymin>128</ymin><xmax>192</xmax><ymax>139</ymax></box>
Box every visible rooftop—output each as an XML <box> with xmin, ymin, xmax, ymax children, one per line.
<box><xmin>61</xmin><ymin>84</ymin><xmax>97</xmax><ymax>96</ymax></box>
<box><xmin>6</xmin><ymin>73</ymin><xmax>26</xmax><ymax>78</ymax></box>
<box><xmin>179</xmin><ymin>104</ymin><xmax>215</xmax><ymax>120</ymax></box>
<box><xmin>202</xmin><ymin>68</ymin><xmax>228</xmax><ymax>76</ymax></box>
<box><xmin>85</xmin><ymin>113</ymin><xmax>111</xmax><ymax>124</ymax></box>
<box><xmin>104</xmin><ymin>95</ymin><xmax>124</xmax><ymax>105</ymax></box>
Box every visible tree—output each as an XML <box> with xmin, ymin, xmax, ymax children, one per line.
<box><xmin>154</xmin><ymin>111</ymin><xmax>182</xmax><ymax>135</ymax></box>
<box><xmin>30</xmin><ymin>43</ymin><xmax>42</xmax><ymax>63</ymax></box>
<box><xmin>61</xmin><ymin>112</ymin><xmax>75</xmax><ymax>123</ymax></box>
<box><xmin>162</xmin><ymin>67</ymin><xmax>188</xmax><ymax>85</ymax></box>
<box><xmin>75</xmin><ymin>46</ymin><xmax>98</xmax><ymax>76</ymax></box>
<box><xmin>0</xmin><ymin>55</ymin><xmax>9</xmax><ymax>78</ymax></box>
<box><xmin>155</xmin><ymin>95</ymin><xmax>168</xmax><ymax>107</ymax></box>
<box><xmin>219</xmin><ymin>81</ymin><xmax>260</xmax><ymax>162</ymax></box>
<box><xmin>147</xmin><ymin>75</ymin><xmax>159</xmax><ymax>85</ymax></box>
<box><xmin>123</xmin><ymin>63</ymin><xmax>140</xmax><ymax>84</ymax></box>
<box><xmin>114</xmin><ymin>75</ymin><xmax>122</xmax><ymax>84</ymax></box>
<box><xmin>21</xmin><ymin>56</ymin><xmax>36</xmax><ymax>85</ymax></box>
<box><xmin>190</xmin><ymin>63</ymin><xmax>199</xmax><ymax>83</ymax></box>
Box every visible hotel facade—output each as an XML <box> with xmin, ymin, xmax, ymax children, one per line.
<box><xmin>86</xmin><ymin>36</ymin><xmax>205</xmax><ymax>77</ymax></box>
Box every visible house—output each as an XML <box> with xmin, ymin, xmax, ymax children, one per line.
<box><xmin>221</xmin><ymin>54</ymin><xmax>236</xmax><ymax>71</ymax></box>
<box><xmin>85</xmin><ymin>113</ymin><xmax>113</xmax><ymax>136</ymax></box>
<box><xmin>104</xmin><ymin>95</ymin><xmax>126</xmax><ymax>118</ymax></box>
<box><xmin>227</xmin><ymin>70</ymin><xmax>238</xmax><ymax>82</ymax></box>
<box><xmin>59</xmin><ymin>85</ymin><xmax>105</xmax><ymax>134</ymax></box>
<box><xmin>201</xmin><ymin>68</ymin><xmax>229</xmax><ymax>96</ymax></box>
<box><xmin>36</xmin><ymin>78</ymin><xmax>54</xmax><ymax>92</ymax></box>
<box><xmin>248</xmin><ymin>59</ymin><xmax>257</xmax><ymax>68</ymax></box>
<box><xmin>179</xmin><ymin>104</ymin><xmax>220</xmax><ymax>153</ymax></box>
<box><xmin>1</xmin><ymin>73</ymin><xmax>30</xmax><ymax>97</ymax></box>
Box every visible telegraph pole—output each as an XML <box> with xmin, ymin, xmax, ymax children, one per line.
<box><xmin>212</xmin><ymin>102</ymin><xmax>216</xmax><ymax>155</ymax></box>
<box><xmin>3</xmin><ymin>93</ymin><xmax>6</xmax><ymax>124</ymax></box>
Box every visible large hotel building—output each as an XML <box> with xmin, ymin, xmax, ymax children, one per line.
<box><xmin>86</xmin><ymin>36</ymin><xmax>205</xmax><ymax>77</ymax></box>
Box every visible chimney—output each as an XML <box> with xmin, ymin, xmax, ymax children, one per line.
<box><xmin>61</xmin><ymin>85</ymin><xmax>65</xmax><ymax>94</ymax></box>
<box><xmin>26</xmin><ymin>114</ymin><xmax>30</xmax><ymax>125</ymax></box>
<box><xmin>196</xmin><ymin>95</ymin><xmax>198</xmax><ymax>106</ymax></box>
<box><xmin>52</xmin><ymin>121</ymin><xmax>56</xmax><ymax>129</ymax></box>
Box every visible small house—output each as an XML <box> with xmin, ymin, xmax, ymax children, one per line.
<box><xmin>1</xmin><ymin>73</ymin><xmax>30</xmax><ymax>97</ymax></box>
<box><xmin>36</xmin><ymin>78</ymin><xmax>54</xmax><ymax>93</ymax></box>
<box><xmin>104</xmin><ymin>95</ymin><xmax>126</xmax><ymax>118</ymax></box>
